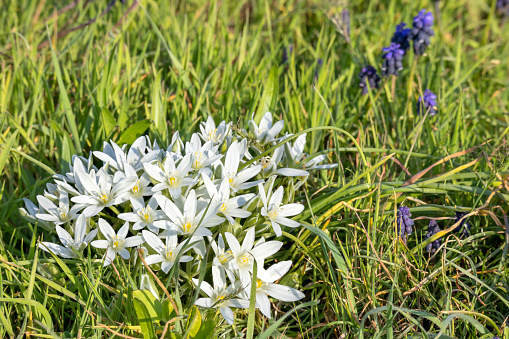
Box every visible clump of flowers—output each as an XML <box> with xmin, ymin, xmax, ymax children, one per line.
<box><xmin>410</xmin><ymin>9</ymin><xmax>434</xmax><ymax>56</ymax></box>
<box><xmin>358</xmin><ymin>66</ymin><xmax>381</xmax><ymax>95</ymax></box>
<box><xmin>396</xmin><ymin>206</ymin><xmax>414</xmax><ymax>243</ymax></box>
<box><xmin>21</xmin><ymin>112</ymin><xmax>337</xmax><ymax>325</ymax></box>
<box><xmin>391</xmin><ymin>23</ymin><xmax>411</xmax><ymax>53</ymax></box>
<box><xmin>381</xmin><ymin>43</ymin><xmax>405</xmax><ymax>76</ymax></box>
<box><xmin>417</xmin><ymin>89</ymin><xmax>438</xmax><ymax>116</ymax></box>
<box><xmin>453</xmin><ymin>211</ymin><xmax>471</xmax><ymax>237</ymax></box>
<box><xmin>425</xmin><ymin>220</ymin><xmax>441</xmax><ymax>253</ymax></box>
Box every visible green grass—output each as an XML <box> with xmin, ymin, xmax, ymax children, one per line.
<box><xmin>1</xmin><ymin>0</ymin><xmax>509</xmax><ymax>337</ymax></box>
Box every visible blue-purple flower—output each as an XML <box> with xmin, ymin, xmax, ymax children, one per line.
<box><xmin>417</xmin><ymin>89</ymin><xmax>438</xmax><ymax>116</ymax></box>
<box><xmin>397</xmin><ymin>206</ymin><xmax>414</xmax><ymax>243</ymax></box>
<box><xmin>453</xmin><ymin>212</ymin><xmax>471</xmax><ymax>237</ymax></box>
<box><xmin>425</xmin><ymin>220</ymin><xmax>441</xmax><ymax>253</ymax></box>
<box><xmin>381</xmin><ymin>43</ymin><xmax>405</xmax><ymax>76</ymax></box>
<box><xmin>391</xmin><ymin>23</ymin><xmax>411</xmax><ymax>53</ymax></box>
<box><xmin>497</xmin><ymin>0</ymin><xmax>509</xmax><ymax>16</ymax></box>
<box><xmin>282</xmin><ymin>45</ymin><xmax>293</xmax><ymax>64</ymax></box>
<box><xmin>358</xmin><ymin>66</ymin><xmax>381</xmax><ymax>95</ymax></box>
<box><xmin>410</xmin><ymin>9</ymin><xmax>434</xmax><ymax>56</ymax></box>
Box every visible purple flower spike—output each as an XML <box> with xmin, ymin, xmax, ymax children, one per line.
<box><xmin>453</xmin><ymin>212</ymin><xmax>471</xmax><ymax>237</ymax></box>
<box><xmin>397</xmin><ymin>206</ymin><xmax>414</xmax><ymax>244</ymax></box>
<box><xmin>411</xmin><ymin>9</ymin><xmax>434</xmax><ymax>56</ymax></box>
<box><xmin>391</xmin><ymin>23</ymin><xmax>411</xmax><ymax>53</ymax></box>
<box><xmin>381</xmin><ymin>43</ymin><xmax>405</xmax><ymax>76</ymax></box>
<box><xmin>358</xmin><ymin>66</ymin><xmax>381</xmax><ymax>95</ymax></box>
<box><xmin>425</xmin><ymin>220</ymin><xmax>441</xmax><ymax>253</ymax></box>
<box><xmin>417</xmin><ymin>89</ymin><xmax>438</xmax><ymax>116</ymax></box>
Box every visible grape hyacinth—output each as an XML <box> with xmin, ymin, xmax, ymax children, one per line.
<box><xmin>453</xmin><ymin>212</ymin><xmax>471</xmax><ymax>237</ymax></box>
<box><xmin>358</xmin><ymin>66</ymin><xmax>381</xmax><ymax>95</ymax></box>
<box><xmin>381</xmin><ymin>43</ymin><xmax>405</xmax><ymax>76</ymax></box>
<box><xmin>397</xmin><ymin>206</ymin><xmax>414</xmax><ymax>243</ymax></box>
<box><xmin>410</xmin><ymin>9</ymin><xmax>434</xmax><ymax>56</ymax></box>
<box><xmin>417</xmin><ymin>89</ymin><xmax>438</xmax><ymax>116</ymax></box>
<box><xmin>391</xmin><ymin>23</ymin><xmax>411</xmax><ymax>53</ymax></box>
<box><xmin>425</xmin><ymin>220</ymin><xmax>441</xmax><ymax>253</ymax></box>
<box><xmin>497</xmin><ymin>0</ymin><xmax>509</xmax><ymax>17</ymax></box>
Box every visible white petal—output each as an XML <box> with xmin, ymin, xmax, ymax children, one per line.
<box><xmin>224</xmin><ymin>232</ymin><xmax>241</xmax><ymax>256</ymax></box>
<box><xmin>251</xmin><ymin>241</ymin><xmax>283</xmax><ymax>260</ymax></box>
<box><xmin>264</xmin><ymin>283</ymin><xmax>305</xmax><ymax>302</ymax></box>
<box><xmin>118</xmin><ymin>248</ymin><xmax>131</xmax><ymax>260</ymax></box>
<box><xmin>123</xmin><ymin>236</ymin><xmax>144</xmax><ymax>248</ymax></box>
<box><xmin>117</xmin><ymin>221</ymin><xmax>130</xmax><ymax>239</ymax></box>
<box><xmin>195</xmin><ymin>298</ymin><xmax>213</xmax><ymax>308</ymax></box>
<box><xmin>257</xmin><ymin>292</ymin><xmax>272</xmax><ymax>318</ymax></box>
<box><xmin>98</xmin><ymin>218</ymin><xmax>116</xmax><ymax>239</ymax></box>
<box><xmin>142</xmin><ymin>230</ymin><xmax>165</xmax><ymax>253</ymax></box>
<box><xmin>278</xmin><ymin>203</ymin><xmax>305</xmax><ymax>217</ymax></box>
<box><xmin>143</xmin><ymin>163</ymin><xmax>166</xmax><ymax>183</ymax></box>
<box><xmin>219</xmin><ymin>306</ymin><xmax>235</xmax><ymax>325</ymax></box>
<box><xmin>91</xmin><ymin>239</ymin><xmax>109</xmax><ymax>249</ymax></box>
<box><xmin>145</xmin><ymin>254</ymin><xmax>164</xmax><ymax>265</ymax></box>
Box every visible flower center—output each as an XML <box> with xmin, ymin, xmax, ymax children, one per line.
<box><xmin>100</xmin><ymin>194</ymin><xmax>109</xmax><ymax>203</ymax></box>
<box><xmin>220</xmin><ymin>202</ymin><xmax>228</xmax><ymax>212</ymax></box>
<box><xmin>256</xmin><ymin>279</ymin><xmax>263</xmax><ymax>289</ymax></box>
<box><xmin>208</xmin><ymin>129</ymin><xmax>218</xmax><ymax>142</ymax></box>
<box><xmin>138</xmin><ymin>207</ymin><xmax>152</xmax><ymax>222</ymax></box>
<box><xmin>268</xmin><ymin>205</ymin><xmax>282</xmax><ymax>219</ymax></box>
<box><xmin>169</xmin><ymin>176</ymin><xmax>177</xmax><ymax>186</ymax></box>
<box><xmin>239</xmin><ymin>254</ymin><xmax>250</xmax><ymax>267</ymax></box>
<box><xmin>260</xmin><ymin>156</ymin><xmax>271</xmax><ymax>169</ymax></box>
<box><xmin>113</xmin><ymin>240</ymin><xmax>119</xmax><ymax>248</ymax></box>
<box><xmin>166</xmin><ymin>250</ymin><xmax>173</xmax><ymax>260</ymax></box>
<box><xmin>219</xmin><ymin>250</ymin><xmax>233</xmax><ymax>264</ymax></box>
<box><xmin>182</xmin><ymin>222</ymin><xmax>192</xmax><ymax>233</ymax></box>
<box><xmin>193</xmin><ymin>152</ymin><xmax>204</xmax><ymax>169</ymax></box>
<box><xmin>132</xmin><ymin>183</ymin><xmax>139</xmax><ymax>193</ymax></box>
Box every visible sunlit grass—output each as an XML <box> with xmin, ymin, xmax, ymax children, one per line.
<box><xmin>1</xmin><ymin>0</ymin><xmax>509</xmax><ymax>337</ymax></box>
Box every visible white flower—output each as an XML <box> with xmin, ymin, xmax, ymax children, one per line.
<box><xmin>202</xmin><ymin>176</ymin><xmax>254</xmax><ymax>225</ymax></box>
<box><xmin>210</xmin><ymin>235</ymin><xmax>236</xmax><ymax>283</ymax></box>
<box><xmin>144</xmin><ymin>154</ymin><xmax>197</xmax><ymax>199</ymax></box>
<box><xmin>185</xmin><ymin>134</ymin><xmax>222</xmax><ymax>176</ymax></box>
<box><xmin>284</xmin><ymin>134</ymin><xmax>337</xmax><ymax>170</ymax></box>
<box><xmin>248</xmin><ymin>112</ymin><xmax>284</xmax><ymax>145</ymax></box>
<box><xmin>91</xmin><ymin>219</ymin><xmax>144</xmax><ymax>266</ymax></box>
<box><xmin>71</xmin><ymin>169</ymin><xmax>136</xmax><ymax>217</ymax></box>
<box><xmin>154</xmin><ymin>190</ymin><xmax>224</xmax><ymax>237</ymax></box>
<box><xmin>93</xmin><ymin>138</ymin><xmax>159</xmax><ymax>173</ymax></box>
<box><xmin>222</xmin><ymin>140</ymin><xmax>262</xmax><ymax>193</ymax></box>
<box><xmin>119</xmin><ymin>164</ymin><xmax>153</xmax><ymax>205</ymax></box>
<box><xmin>199</xmin><ymin>116</ymin><xmax>230</xmax><ymax>145</ymax></box>
<box><xmin>142</xmin><ymin>230</ymin><xmax>193</xmax><ymax>273</ymax></box>
<box><xmin>258</xmin><ymin>145</ymin><xmax>309</xmax><ymax>177</ymax></box>
<box><xmin>259</xmin><ymin>183</ymin><xmax>304</xmax><ymax>237</ymax></box>
<box><xmin>252</xmin><ymin>261</ymin><xmax>305</xmax><ymax>318</ymax></box>
<box><xmin>36</xmin><ymin>192</ymin><xmax>83</xmax><ymax>225</ymax></box>
<box><xmin>140</xmin><ymin>273</ymin><xmax>160</xmax><ymax>300</ymax></box>
<box><xmin>40</xmin><ymin>214</ymin><xmax>98</xmax><ymax>259</ymax></box>
<box><xmin>224</xmin><ymin>227</ymin><xmax>283</xmax><ymax>286</ymax></box>
<box><xmin>19</xmin><ymin>198</ymin><xmax>53</xmax><ymax>231</ymax></box>
<box><xmin>118</xmin><ymin>196</ymin><xmax>166</xmax><ymax>233</ymax></box>
<box><xmin>193</xmin><ymin>266</ymin><xmax>249</xmax><ymax>325</ymax></box>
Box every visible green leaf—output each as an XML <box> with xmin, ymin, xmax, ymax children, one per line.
<box><xmin>132</xmin><ymin>298</ymin><xmax>157</xmax><ymax>339</ymax></box>
<box><xmin>192</xmin><ymin>319</ymin><xmax>215</xmax><ymax>339</ymax></box>
<box><xmin>47</xmin><ymin>27</ymin><xmax>81</xmax><ymax>153</ymax></box>
<box><xmin>162</xmin><ymin>299</ymin><xmax>176</xmax><ymax>321</ymax></box>
<box><xmin>0</xmin><ymin>298</ymin><xmax>53</xmax><ymax>330</ymax></box>
<box><xmin>186</xmin><ymin>306</ymin><xmax>201</xmax><ymax>338</ymax></box>
<box><xmin>117</xmin><ymin>119</ymin><xmax>152</xmax><ymax>145</ymax></box>
<box><xmin>133</xmin><ymin>290</ymin><xmax>163</xmax><ymax>322</ymax></box>
<box><xmin>101</xmin><ymin>108</ymin><xmax>117</xmax><ymax>139</ymax></box>
<box><xmin>254</xmin><ymin>65</ymin><xmax>278</xmax><ymax>124</ymax></box>
<box><xmin>0</xmin><ymin>129</ymin><xmax>18</xmax><ymax>176</ymax></box>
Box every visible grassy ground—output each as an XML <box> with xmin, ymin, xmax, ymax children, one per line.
<box><xmin>1</xmin><ymin>0</ymin><xmax>509</xmax><ymax>337</ymax></box>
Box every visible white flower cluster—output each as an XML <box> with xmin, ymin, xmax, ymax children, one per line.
<box><xmin>20</xmin><ymin>112</ymin><xmax>336</xmax><ymax>324</ymax></box>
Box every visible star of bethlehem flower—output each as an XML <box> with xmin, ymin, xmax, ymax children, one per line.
<box><xmin>19</xmin><ymin>198</ymin><xmax>55</xmax><ymax>231</ymax></box>
<box><xmin>144</xmin><ymin>153</ymin><xmax>197</xmax><ymax>199</ymax></box>
<box><xmin>246</xmin><ymin>260</ymin><xmax>305</xmax><ymax>318</ymax></box>
<box><xmin>221</xmin><ymin>140</ymin><xmax>262</xmax><ymax>193</ymax></box>
<box><xmin>202</xmin><ymin>175</ymin><xmax>254</xmax><ymax>225</ymax></box>
<box><xmin>258</xmin><ymin>144</ymin><xmax>309</xmax><ymax>177</ymax></box>
<box><xmin>153</xmin><ymin>190</ymin><xmax>224</xmax><ymax>237</ymax></box>
<box><xmin>41</xmin><ymin>214</ymin><xmax>98</xmax><ymax>259</ymax></box>
<box><xmin>142</xmin><ymin>230</ymin><xmax>194</xmax><ymax>273</ymax></box>
<box><xmin>259</xmin><ymin>183</ymin><xmax>305</xmax><ymax>237</ymax></box>
<box><xmin>224</xmin><ymin>227</ymin><xmax>283</xmax><ymax>286</ymax></box>
<box><xmin>91</xmin><ymin>219</ymin><xmax>144</xmax><ymax>266</ymax></box>
<box><xmin>117</xmin><ymin>164</ymin><xmax>153</xmax><ymax>205</ymax></box>
<box><xmin>193</xmin><ymin>266</ymin><xmax>249</xmax><ymax>325</ymax></box>
<box><xmin>71</xmin><ymin>168</ymin><xmax>136</xmax><ymax>217</ymax></box>
<box><xmin>210</xmin><ymin>234</ymin><xmax>236</xmax><ymax>282</ymax></box>
<box><xmin>185</xmin><ymin>133</ymin><xmax>223</xmax><ymax>176</ymax></box>
<box><xmin>36</xmin><ymin>192</ymin><xmax>83</xmax><ymax>225</ymax></box>
<box><xmin>248</xmin><ymin>112</ymin><xmax>284</xmax><ymax>146</ymax></box>
<box><xmin>199</xmin><ymin>116</ymin><xmax>230</xmax><ymax>145</ymax></box>
<box><xmin>118</xmin><ymin>196</ymin><xmax>166</xmax><ymax>233</ymax></box>
<box><xmin>284</xmin><ymin>134</ymin><xmax>338</xmax><ymax>170</ymax></box>
<box><xmin>93</xmin><ymin>137</ymin><xmax>159</xmax><ymax>173</ymax></box>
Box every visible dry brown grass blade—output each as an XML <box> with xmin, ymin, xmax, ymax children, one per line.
<box><xmin>137</xmin><ymin>248</ymin><xmax>179</xmax><ymax>316</ymax></box>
